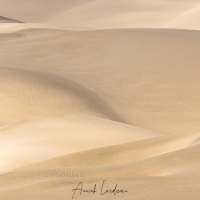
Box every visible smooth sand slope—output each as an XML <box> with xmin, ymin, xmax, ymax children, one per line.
<box><xmin>0</xmin><ymin>66</ymin><xmax>127</xmax><ymax>125</ymax></box>
<box><xmin>1</xmin><ymin>0</ymin><xmax>200</xmax><ymax>30</ymax></box>
<box><xmin>0</xmin><ymin>115</ymin><xmax>161</xmax><ymax>173</ymax></box>
<box><xmin>1</xmin><ymin>29</ymin><xmax>200</xmax><ymax>133</ymax></box>
<box><xmin>1</xmin><ymin>27</ymin><xmax>200</xmax><ymax>199</ymax></box>
<box><xmin>0</xmin><ymin>132</ymin><xmax>200</xmax><ymax>200</ymax></box>
<box><xmin>1</xmin><ymin>1</ymin><xmax>200</xmax><ymax>200</ymax></box>
<box><xmin>21</xmin><ymin>131</ymin><xmax>200</xmax><ymax>169</ymax></box>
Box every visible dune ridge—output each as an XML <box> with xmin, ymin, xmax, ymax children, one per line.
<box><xmin>0</xmin><ymin>115</ymin><xmax>161</xmax><ymax>174</ymax></box>
<box><xmin>0</xmin><ymin>66</ymin><xmax>126</xmax><ymax>125</ymax></box>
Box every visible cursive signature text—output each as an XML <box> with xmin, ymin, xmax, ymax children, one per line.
<box><xmin>72</xmin><ymin>180</ymin><xmax>128</xmax><ymax>199</ymax></box>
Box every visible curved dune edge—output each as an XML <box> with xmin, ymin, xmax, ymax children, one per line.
<box><xmin>0</xmin><ymin>66</ymin><xmax>126</xmax><ymax>125</ymax></box>
<box><xmin>1</xmin><ymin>28</ymin><xmax>200</xmax><ymax>133</ymax></box>
<box><xmin>0</xmin><ymin>115</ymin><xmax>161</xmax><ymax>174</ymax></box>
<box><xmin>15</xmin><ymin>131</ymin><xmax>200</xmax><ymax>173</ymax></box>
<box><xmin>0</xmin><ymin>132</ymin><xmax>199</xmax><ymax>195</ymax></box>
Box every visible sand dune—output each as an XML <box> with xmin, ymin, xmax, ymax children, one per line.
<box><xmin>1</xmin><ymin>28</ymin><xmax>200</xmax><ymax>133</ymax></box>
<box><xmin>0</xmin><ymin>66</ymin><xmax>126</xmax><ymax>125</ymax></box>
<box><xmin>1</xmin><ymin>0</ymin><xmax>200</xmax><ymax>30</ymax></box>
<box><xmin>0</xmin><ymin>132</ymin><xmax>199</xmax><ymax>199</ymax></box>
<box><xmin>3</xmin><ymin>0</ymin><xmax>200</xmax><ymax>33</ymax></box>
<box><xmin>19</xmin><ymin>133</ymin><xmax>200</xmax><ymax>170</ymax></box>
<box><xmin>16</xmin><ymin>131</ymin><xmax>200</xmax><ymax>175</ymax></box>
<box><xmin>1</xmin><ymin>27</ymin><xmax>200</xmax><ymax>199</ymax></box>
<box><xmin>0</xmin><ymin>115</ymin><xmax>161</xmax><ymax>173</ymax></box>
<box><xmin>1</xmin><ymin>177</ymin><xmax>200</xmax><ymax>200</ymax></box>
<box><xmin>0</xmin><ymin>0</ymin><xmax>95</xmax><ymax>22</ymax></box>
<box><xmin>1</xmin><ymin>1</ymin><xmax>200</xmax><ymax>200</ymax></box>
<box><xmin>167</xmin><ymin>5</ymin><xmax>200</xmax><ymax>29</ymax></box>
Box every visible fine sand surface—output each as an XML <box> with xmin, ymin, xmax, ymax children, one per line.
<box><xmin>1</xmin><ymin>1</ymin><xmax>200</xmax><ymax>200</ymax></box>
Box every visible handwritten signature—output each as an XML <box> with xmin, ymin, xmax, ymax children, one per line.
<box><xmin>72</xmin><ymin>180</ymin><xmax>128</xmax><ymax>199</ymax></box>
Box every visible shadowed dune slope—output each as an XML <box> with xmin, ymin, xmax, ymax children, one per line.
<box><xmin>1</xmin><ymin>29</ymin><xmax>200</xmax><ymax>133</ymax></box>
<box><xmin>0</xmin><ymin>16</ymin><xmax>23</xmax><ymax>23</ymax></box>
<box><xmin>0</xmin><ymin>66</ymin><xmax>125</xmax><ymax>125</ymax></box>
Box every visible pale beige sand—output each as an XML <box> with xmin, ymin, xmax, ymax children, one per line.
<box><xmin>1</xmin><ymin>0</ymin><xmax>200</xmax><ymax>30</ymax></box>
<box><xmin>1</xmin><ymin>1</ymin><xmax>200</xmax><ymax>199</ymax></box>
<box><xmin>0</xmin><ymin>116</ymin><xmax>161</xmax><ymax>173</ymax></box>
<box><xmin>1</xmin><ymin>29</ymin><xmax>200</xmax><ymax>133</ymax></box>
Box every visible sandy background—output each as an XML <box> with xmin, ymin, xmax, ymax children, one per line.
<box><xmin>0</xmin><ymin>0</ymin><xmax>200</xmax><ymax>199</ymax></box>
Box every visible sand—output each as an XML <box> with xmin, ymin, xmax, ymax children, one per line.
<box><xmin>0</xmin><ymin>0</ymin><xmax>200</xmax><ymax>200</ymax></box>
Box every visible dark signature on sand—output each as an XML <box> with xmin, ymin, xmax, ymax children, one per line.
<box><xmin>72</xmin><ymin>180</ymin><xmax>128</xmax><ymax>199</ymax></box>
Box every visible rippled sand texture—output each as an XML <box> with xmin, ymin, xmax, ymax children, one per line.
<box><xmin>0</xmin><ymin>0</ymin><xmax>200</xmax><ymax>200</ymax></box>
